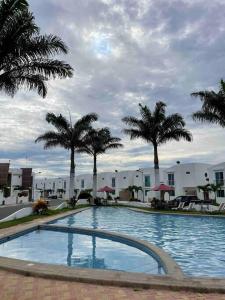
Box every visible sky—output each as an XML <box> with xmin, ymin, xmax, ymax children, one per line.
<box><xmin>1</xmin><ymin>0</ymin><xmax>225</xmax><ymax>178</ymax></box>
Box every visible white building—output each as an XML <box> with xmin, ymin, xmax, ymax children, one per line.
<box><xmin>0</xmin><ymin>163</ymin><xmax>34</xmax><ymax>205</ymax></box>
<box><xmin>163</xmin><ymin>163</ymin><xmax>211</xmax><ymax>200</ymax></box>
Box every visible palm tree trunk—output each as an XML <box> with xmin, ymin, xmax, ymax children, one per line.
<box><xmin>153</xmin><ymin>143</ymin><xmax>160</xmax><ymax>199</ymax></box>
<box><xmin>93</xmin><ymin>154</ymin><xmax>97</xmax><ymax>199</ymax></box>
<box><xmin>69</xmin><ymin>148</ymin><xmax>75</xmax><ymax>200</ymax></box>
<box><xmin>153</xmin><ymin>143</ymin><xmax>160</xmax><ymax>185</ymax></box>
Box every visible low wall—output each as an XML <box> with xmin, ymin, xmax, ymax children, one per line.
<box><xmin>0</xmin><ymin>207</ymin><xmax>33</xmax><ymax>223</ymax></box>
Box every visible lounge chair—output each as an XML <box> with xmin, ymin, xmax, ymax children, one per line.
<box><xmin>183</xmin><ymin>202</ymin><xmax>196</xmax><ymax>211</ymax></box>
<box><xmin>172</xmin><ymin>202</ymin><xmax>185</xmax><ymax>210</ymax></box>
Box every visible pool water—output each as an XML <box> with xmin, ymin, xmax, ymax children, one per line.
<box><xmin>0</xmin><ymin>229</ymin><xmax>164</xmax><ymax>275</ymax></box>
<box><xmin>50</xmin><ymin>207</ymin><xmax>225</xmax><ymax>277</ymax></box>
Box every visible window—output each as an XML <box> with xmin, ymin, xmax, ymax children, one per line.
<box><xmin>169</xmin><ymin>190</ymin><xmax>175</xmax><ymax>196</ymax></box>
<box><xmin>53</xmin><ymin>182</ymin><xmax>55</xmax><ymax>189</ymax></box>
<box><xmin>81</xmin><ymin>179</ymin><xmax>84</xmax><ymax>188</ymax></box>
<box><xmin>186</xmin><ymin>171</ymin><xmax>190</xmax><ymax>175</ymax></box>
<box><xmin>144</xmin><ymin>175</ymin><xmax>150</xmax><ymax>187</ymax></box>
<box><xmin>136</xmin><ymin>175</ymin><xmax>139</xmax><ymax>178</ymax></box>
<box><xmin>217</xmin><ymin>189</ymin><xmax>225</xmax><ymax>198</ymax></box>
<box><xmin>168</xmin><ymin>173</ymin><xmax>174</xmax><ymax>186</ymax></box>
<box><xmin>123</xmin><ymin>177</ymin><xmax>126</xmax><ymax>179</ymax></box>
<box><xmin>112</xmin><ymin>177</ymin><xmax>115</xmax><ymax>187</ymax></box>
<box><xmin>35</xmin><ymin>184</ymin><xmax>37</xmax><ymax>189</ymax></box>
<box><xmin>64</xmin><ymin>181</ymin><xmax>66</xmax><ymax>189</ymax></box>
<box><xmin>215</xmin><ymin>172</ymin><xmax>224</xmax><ymax>185</ymax></box>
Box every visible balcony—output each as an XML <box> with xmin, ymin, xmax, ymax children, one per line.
<box><xmin>214</xmin><ymin>179</ymin><xmax>224</xmax><ymax>186</ymax></box>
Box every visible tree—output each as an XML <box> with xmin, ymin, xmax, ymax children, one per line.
<box><xmin>122</xmin><ymin>102</ymin><xmax>192</xmax><ymax>192</ymax></box>
<box><xmin>0</xmin><ymin>0</ymin><xmax>73</xmax><ymax>97</ymax></box>
<box><xmin>198</xmin><ymin>184</ymin><xmax>211</xmax><ymax>201</ymax></box>
<box><xmin>78</xmin><ymin>128</ymin><xmax>123</xmax><ymax>199</ymax></box>
<box><xmin>192</xmin><ymin>80</ymin><xmax>225</xmax><ymax>126</ymax></box>
<box><xmin>127</xmin><ymin>185</ymin><xmax>143</xmax><ymax>201</ymax></box>
<box><xmin>35</xmin><ymin>112</ymin><xmax>98</xmax><ymax>202</ymax></box>
<box><xmin>208</xmin><ymin>183</ymin><xmax>222</xmax><ymax>203</ymax></box>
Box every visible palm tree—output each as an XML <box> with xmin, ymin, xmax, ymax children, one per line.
<box><xmin>122</xmin><ymin>102</ymin><xmax>192</xmax><ymax>190</ymax></box>
<box><xmin>208</xmin><ymin>183</ymin><xmax>222</xmax><ymax>204</ymax></box>
<box><xmin>192</xmin><ymin>80</ymin><xmax>225</xmax><ymax>126</ymax></box>
<box><xmin>0</xmin><ymin>0</ymin><xmax>73</xmax><ymax>97</ymax></box>
<box><xmin>78</xmin><ymin>128</ymin><xmax>123</xmax><ymax>199</ymax></box>
<box><xmin>198</xmin><ymin>184</ymin><xmax>210</xmax><ymax>201</ymax></box>
<box><xmin>35</xmin><ymin>113</ymin><xmax>98</xmax><ymax>202</ymax></box>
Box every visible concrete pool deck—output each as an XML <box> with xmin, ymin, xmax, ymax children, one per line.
<box><xmin>1</xmin><ymin>269</ymin><xmax>225</xmax><ymax>300</ymax></box>
<box><xmin>1</xmin><ymin>206</ymin><xmax>225</xmax><ymax>295</ymax></box>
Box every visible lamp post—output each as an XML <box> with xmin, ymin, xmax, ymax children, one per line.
<box><xmin>136</xmin><ymin>169</ymin><xmax>144</xmax><ymax>202</ymax></box>
<box><xmin>33</xmin><ymin>171</ymin><xmax>42</xmax><ymax>200</ymax></box>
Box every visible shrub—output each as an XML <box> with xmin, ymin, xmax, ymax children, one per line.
<box><xmin>78</xmin><ymin>191</ymin><xmax>91</xmax><ymax>199</ymax></box>
<box><xmin>32</xmin><ymin>199</ymin><xmax>48</xmax><ymax>214</ymax></box>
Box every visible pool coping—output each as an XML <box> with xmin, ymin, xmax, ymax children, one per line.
<box><xmin>127</xmin><ymin>207</ymin><xmax>225</xmax><ymax>218</ymax></box>
<box><xmin>1</xmin><ymin>206</ymin><xmax>225</xmax><ymax>293</ymax></box>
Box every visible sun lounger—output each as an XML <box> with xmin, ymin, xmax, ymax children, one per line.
<box><xmin>172</xmin><ymin>202</ymin><xmax>185</xmax><ymax>210</ymax></box>
<box><xmin>183</xmin><ymin>202</ymin><xmax>196</xmax><ymax>211</ymax></box>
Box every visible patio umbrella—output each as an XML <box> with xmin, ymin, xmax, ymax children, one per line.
<box><xmin>151</xmin><ymin>184</ymin><xmax>174</xmax><ymax>191</ymax></box>
<box><xmin>151</xmin><ymin>184</ymin><xmax>174</xmax><ymax>201</ymax></box>
<box><xmin>97</xmin><ymin>186</ymin><xmax>114</xmax><ymax>193</ymax></box>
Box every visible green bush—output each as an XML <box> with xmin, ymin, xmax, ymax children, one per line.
<box><xmin>78</xmin><ymin>191</ymin><xmax>91</xmax><ymax>199</ymax></box>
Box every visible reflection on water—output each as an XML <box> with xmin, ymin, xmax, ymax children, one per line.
<box><xmin>51</xmin><ymin>206</ymin><xmax>225</xmax><ymax>277</ymax></box>
<box><xmin>0</xmin><ymin>229</ymin><xmax>163</xmax><ymax>274</ymax></box>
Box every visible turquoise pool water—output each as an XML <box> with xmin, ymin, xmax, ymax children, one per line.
<box><xmin>0</xmin><ymin>229</ymin><xmax>164</xmax><ymax>275</ymax></box>
<box><xmin>50</xmin><ymin>207</ymin><xmax>225</xmax><ymax>277</ymax></box>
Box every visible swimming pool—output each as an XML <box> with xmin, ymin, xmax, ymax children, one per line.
<box><xmin>50</xmin><ymin>207</ymin><xmax>225</xmax><ymax>277</ymax></box>
<box><xmin>0</xmin><ymin>228</ymin><xmax>164</xmax><ymax>275</ymax></box>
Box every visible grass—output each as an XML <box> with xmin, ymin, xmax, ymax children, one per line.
<box><xmin>0</xmin><ymin>205</ymin><xmax>90</xmax><ymax>229</ymax></box>
<box><xmin>111</xmin><ymin>204</ymin><xmax>225</xmax><ymax>216</ymax></box>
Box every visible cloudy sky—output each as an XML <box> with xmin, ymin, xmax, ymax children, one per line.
<box><xmin>1</xmin><ymin>0</ymin><xmax>225</xmax><ymax>177</ymax></box>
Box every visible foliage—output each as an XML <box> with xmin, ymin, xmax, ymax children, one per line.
<box><xmin>78</xmin><ymin>190</ymin><xmax>92</xmax><ymax>199</ymax></box>
<box><xmin>122</xmin><ymin>102</ymin><xmax>192</xmax><ymax>188</ymax></box>
<box><xmin>79</xmin><ymin>127</ymin><xmax>123</xmax><ymax>157</ymax></box>
<box><xmin>18</xmin><ymin>191</ymin><xmax>28</xmax><ymax>197</ymax></box>
<box><xmin>78</xmin><ymin>127</ymin><xmax>123</xmax><ymax>199</ymax></box>
<box><xmin>68</xmin><ymin>197</ymin><xmax>78</xmax><ymax>208</ymax></box>
<box><xmin>192</xmin><ymin>79</ymin><xmax>225</xmax><ymax>127</ymax></box>
<box><xmin>0</xmin><ymin>0</ymin><xmax>73</xmax><ymax>97</ymax></box>
<box><xmin>122</xmin><ymin>102</ymin><xmax>192</xmax><ymax>147</ymax></box>
<box><xmin>35</xmin><ymin>112</ymin><xmax>98</xmax><ymax>200</ymax></box>
<box><xmin>127</xmin><ymin>185</ymin><xmax>143</xmax><ymax>200</ymax></box>
<box><xmin>32</xmin><ymin>199</ymin><xmax>48</xmax><ymax>214</ymax></box>
<box><xmin>3</xmin><ymin>186</ymin><xmax>10</xmax><ymax>198</ymax></box>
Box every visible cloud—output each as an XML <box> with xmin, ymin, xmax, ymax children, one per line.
<box><xmin>0</xmin><ymin>0</ymin><xmax>225</xmax><ymax>177</ymax></box>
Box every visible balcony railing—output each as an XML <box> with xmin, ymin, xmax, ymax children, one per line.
<box><xmin>214</xmin><ymin>179</ymin><xmax>224</xmax><ymax>186</ymax></box>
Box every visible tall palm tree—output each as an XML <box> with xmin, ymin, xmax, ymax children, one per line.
<box><xmin>0</xmin><ymin>0</ymin><xmax>73</xmax><ymax>97</ymax></box>
<box><xmin>35</xmin><ymin>113</ymin><xmax>98</xmax><ymax>201</ymax></box>
<box><xmin>192</xmin><ymin>79</ymin><xmax>225</xmax><ymax>126</ymax></box>
<box><xmin>78</xmin><ymin>128</ymin><xmax>123</xmax><ymax>199</ymax></box>
<box><xmin>122</xmin><ymin>102</ymin><xmax>192</xmax><ymax>190</ymax></box>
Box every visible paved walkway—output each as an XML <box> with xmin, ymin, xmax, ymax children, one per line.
<box><xmin>0</xmin><ymin>270</ymin><xmax>224</xmax><ymax>300</ymax></box>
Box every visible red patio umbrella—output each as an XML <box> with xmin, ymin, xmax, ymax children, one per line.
<box><xmin>151</xmin><ymin>184</ymin><xmax>174</xmax><ymax>191</ymax></box>
<box><xmin>97</xmin><ymin>186</ymin><xmax>114</xmax><ymax>193</ymax></box>
<box><xmin>151</xmin><ymin>184</ymin><xmax>174</xmax><ymax>201</ymax></box>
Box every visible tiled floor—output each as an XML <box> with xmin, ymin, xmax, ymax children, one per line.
<box><xmin>0</xmin><ymin>270</ymin><xmax>224</xmax><ymax>300</ymax></box>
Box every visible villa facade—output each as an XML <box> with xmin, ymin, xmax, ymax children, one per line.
<box><xmin>33</xmin><ymin>162</ymin><xmax>225</xmax><ymax>203</ymax></box>
<box><xmin>0</xmin><ymin>163</ymin><xmax>34</xmax><ymax>205</ymax></box>
<box><xmin>1</xmin><ymin>161</ymin><xmax>225</xmax><ymax>204</ymax></box>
